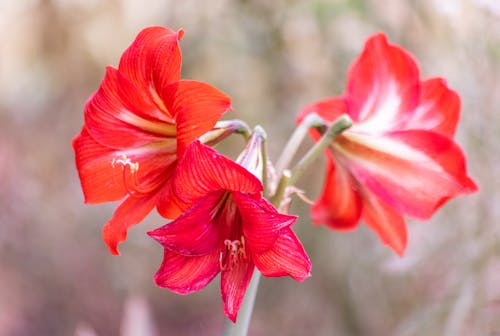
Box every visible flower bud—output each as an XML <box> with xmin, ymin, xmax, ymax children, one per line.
<box><xmin>236</xmin><ymin>126</ymin><xmax>267</xmax><ymax>182</ymax></box>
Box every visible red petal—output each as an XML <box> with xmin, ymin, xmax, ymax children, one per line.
<box><xmin>148</xmin><ymin>192</ymin><xmax>224</xmax><ymax>255</ymax></box>
<box><xmin>336</xmin><ymin>130</ymin><xmax>477</xmax><ymax>220</ymax></box>
<box><xmin>172</xmin><ymin>141</ymin><xmax>262</xmax><ymax>207</ymax></box>
<box><xmin>156</xmin><ymin>181</ymin><xmax>185</xmax><ymax>219</ymax></box>
<box><xmin>153</xmin><ymin>249</ymin><xmax>219</xmax><ymax>295</ymax></box>
<box><xmin>233</xmin><ymin>192</ymin><xmax>297</xmax><ymax>253</ymax></box>
<box><xmin>311</xmin><ymin>158</ymin><xmax>363</xmax><ymax>230</ymax></box>
<box><xmin>85</xmin><ymin>67</ymin><xmax>176</xmax><ymax>149</ymax></box>
<box><xmin>253</xmin><ymin>228</ymin><xmax>311</xmax><ymax>281</ymax></box>
<box><xmin>221</xmin><ymin>261</ymin><xmax>255</xmax><ymax>322</ymax></box>
<box><xmin>296</xmin><ymin>97</ymin><xmax>348</xmax><ymax>141</ymax></box>
<box><xmin>73</xmin><ymin>128</ymin><xmax>127</xmax><ymax>203</ymax></box>
<box><xmin>102</xmin><ymin>193</ymin><xmax>158</xmax><ymax>255</ymax></box>
<box><xmin>361</xmin><ymin>188</ymin><xmax>407</xmax><ymax>255</ymax></box>
<box><xmin>406</xmin><ymin>78</ymin><xmax>460</xmax><ymax>136</ymax></box>
<box><xmin>73</xmin><ymin>126</ymin><xmax>177</xmax><ymax>204</ymax></box>
<box><xmin>118</xmin><ymin>26</ymin><xmax>182</xmax><ymax>117</ymax></box>
<box><xmin>346</xmin><ymin>33</ymin><xmax>419</xmax><ymax>129</ymax></box>
<box><xmin>160</xmin><ymin>80</ymin><xmax>232</xmax><ymax>156</ymax></box>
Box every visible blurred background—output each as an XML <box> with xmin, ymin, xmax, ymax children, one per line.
<box><xmin>1</xmin><ymin>0</ymin><xmax>499</xmax><ymax>335</ymax></box>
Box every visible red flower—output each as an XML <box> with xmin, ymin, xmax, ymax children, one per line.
<box><xmin>73</xmin><ymin>27</ymin><xmax>232</xmax><ymax>254</ymax></box>
<box><xmin>297</xmin><ymin>33</ymin><xmax>477</xmax><ymax>255</ymax></box>
<box><xmin>148</xmin><ymin>140</ymin><xmax>311</xmax><ymax>322</ymax></box>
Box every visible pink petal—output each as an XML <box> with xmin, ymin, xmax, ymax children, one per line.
<box><xmin>253</xmin><ymin>228</ymin><xmax>311</xmax><ymax>281</ymax></box>
<box><xmin>118</xmin><ymin>26</ymin><xmax>183</xmax><ymax>118</ymax></box>
<box><xmin>154</xmin><ymin>249</ymin><xmax>219</xmax><ymax>295</ymax></box>
<box><xmin>361</xmin><ymin>188</ymin><xmax>407</xmax><ymax>256</ymax></box>
<box><xmin>221</xmin><ymin>260</ymin><xmax>255</xmax><ymax>322</ymax></box>
<box><xmin>160</xmin><ymin>80</ymin><xmax>232</xmax><ymax>156</ymax></box>
<box><xmin>346</xmin><ymin>33</ymin><xmax>420</xmax><ymax>130</ymax></box>
<box><xmin>73</xmin><ymin>128</ymin><xmax>127</xmax><ymax>203</ymax></box>
<box><xmin>102</xmin><ymin>192</ymin><xmax>158</xmax><ymax>255</ymax></box>
<box><xmin>148</xmin><ymin>192</ymin><xmax>224</xmax><ymax>255</ymax></box>
<box><xmin>311</xmin><ymin>158</ymin><xmax>363</xmax><ymax>230</ymax></box>
<box><xmin>172</xmin><ymin>141</ymin><xmax>262</xmax><ymax>207</ymax></box>
<box><xmin>85</xmin><ymin>67</ymin><xmax>176</xmax><ymax>149</ymax></box>
<box><xmin>405</xmin><ymin>78</ymin><xmax>460</xmax><ymax>136</ymax></box>
<box><xmin>233</xmin><ymin>192</ymin><xmax>297</xmax><ymax>253</ymax></box>
<box><xmin>335</xmin><ymin>129</ymin><xmax>477</xmax><ymax>220</ymax></box>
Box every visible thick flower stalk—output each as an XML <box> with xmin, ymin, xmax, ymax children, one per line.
<box><xmin>72</xmin><ymin>27</ymin><xmax>232</xmax><ymax>254</ymax></box>
<box><xmin>297</xmin><ymin>33</ymin><xmax>478</xmax><ymax>255</ymax></box>
<box><xmin>148</xmin><ymin>139</ymin><xmax>311</xmax><ymax>322</ymax></box>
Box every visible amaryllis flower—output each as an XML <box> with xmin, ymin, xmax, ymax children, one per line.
<box><xmin>73</xmin><ymin>27</ymin><xmax>231</xmax><ymax>254</ymax></box>
<box><xmin>148</xmin><ymin>140</ymin><xmax>311</xmax><ymax>322</ymax></box>
<box><xmin>297</xmin><ymin>33</ymin><xmax>477</xmax><ymax>255</ymax></box>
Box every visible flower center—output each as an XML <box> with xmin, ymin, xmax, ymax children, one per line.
<box><xmin>111</xmin><ymin>153</ymin><xmax>167</xmax><ymax>196</ymax></box>
<box><xmin>219</xmin><ymin>236</ymin><xmax>247</xmax><ymax>271</ymax></box>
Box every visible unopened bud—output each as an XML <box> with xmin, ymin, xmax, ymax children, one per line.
<box><xmin>236</xmin><ymin>126</ymin><xmax>267</xmax><ymax>181</ymax></box>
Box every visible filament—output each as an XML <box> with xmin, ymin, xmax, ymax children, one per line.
<box><xmin>111</xmin><ymin>154</ymin><xmax>163</xmax><ymax>196</ymax></box>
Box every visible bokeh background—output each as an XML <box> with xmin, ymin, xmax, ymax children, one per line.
<box><xmin>1</xmin><ymin>0</ymin><xmax>499</xmax><ymax>335</ymax></box>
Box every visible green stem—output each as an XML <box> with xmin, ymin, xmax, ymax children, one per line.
<box><xmin>218</xmin><ymin>119</ymin><xmax>252</xmax><ymax>140</ymax></box>
<box><xmin>200</xmin><ymin>119</ymin><xmax>252</xmax><ymax>146</ymax></box>
<box><xmin>222</xmin><ymin>271</ymin><xmax>262</xmax><ymax>336</ymax></box>
<box><xmin>270</xmin><ymin>170</ymin><xmax>291</xmax><ymax>208</ymax></box>
<box><xmin>273</xmin><ymin>113</ymin><xmax>326</xmax><ymax>187</ymax></box>
<box><xmin>289</xmin><ymin>114</ymin><xmax>352</xmax><ymax>186</ymax></box>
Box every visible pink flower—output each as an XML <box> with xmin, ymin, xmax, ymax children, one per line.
<box><xmin>73</xmin><ymin>27</ymin><xmax>231</xmax><ymax>254</ymax></box>
<box><xmin>148</xmin><ymin>140</ymin><xmax>311</xmax><ymax>322</ymax></box>
<box><xmin>297</xmin><ymin>33</ymin><xmax>477</xmax><ymax>255</ymax></box>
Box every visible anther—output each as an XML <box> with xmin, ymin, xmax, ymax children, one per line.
<box><xmin>111</xmin><ymin>154</ymin><xmax>140</xmax><ymax>173</ymax></box>
<box><xmin>110</xmin><ymin>154</ymin><xmax>160</xmax><ymax>196</ymax></box>
<box><xmin>220</xmin><ymin>237</ymin><xmax>247</xmax><ymax>271</ymax></box>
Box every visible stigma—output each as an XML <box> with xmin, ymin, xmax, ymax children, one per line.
<box><xmin>219</xmin><ymin>236</ymin><xmax>247</xmax><ymax>271</ymax></box>
<box><xmin>111</xmin><ymin>154</ymin><xmax>139</xmax><ymax>173</ymax></box>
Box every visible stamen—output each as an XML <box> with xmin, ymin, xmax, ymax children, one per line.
<box><xmin>240</xmin><ymin>236</ymin><xmax>247</xmax><ymax>259</ymax></box>
<box><xmin>111</xmin><ymin>154</ymin><xmax>159</xmax><ymax>196</ymax></box>
<box><xmin>112</xmin><ymin>154</ymin><xmax>139</xmax><ymax>173</ymax></box>
<box><xmin>220</xmin><ymin>236</ymin><xmax>247</xmax><ymax>271</ymax></box>
<box><xmin>219</xmin><ymin>252</ymin><xmax>226</xmax><ymax>271</ymax></box>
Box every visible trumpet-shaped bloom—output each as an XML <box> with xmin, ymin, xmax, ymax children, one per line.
<box><xmin>73</xmin><ymin>27</ymin><xmax>232</xmax><ymax>254</ymax></box>
<box><xmin>297</xmin><ymin>33</ymin><xmax>477</xmax><ymax>255</ymax></box>
<box><xmin>148</xmin><ymin>141</ymin><xmax>311</xmax><ymax>322</ymax></box>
